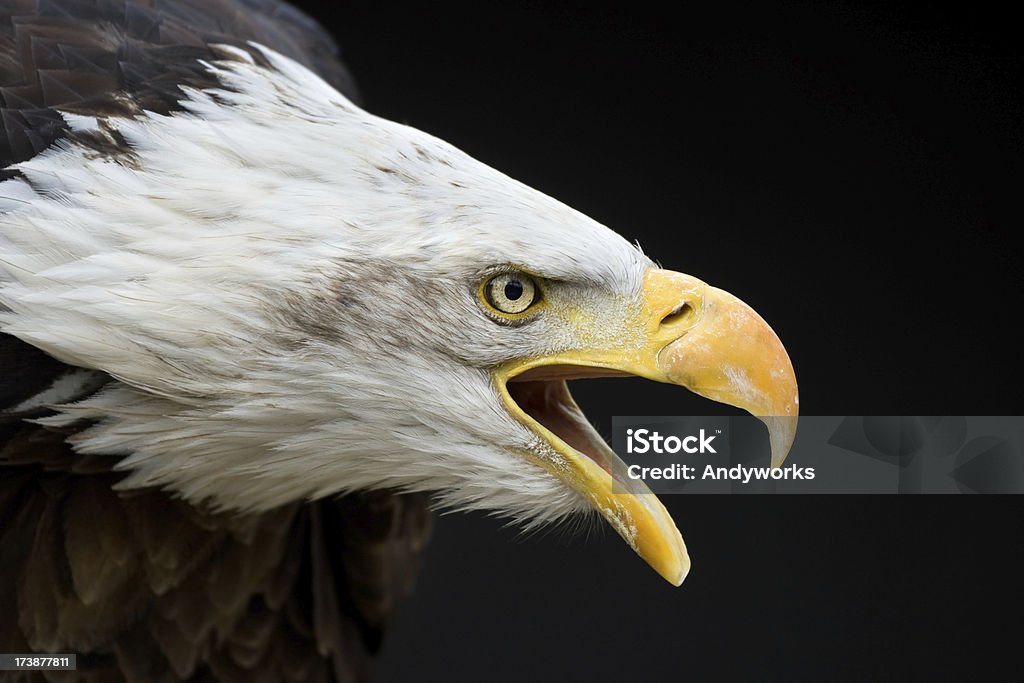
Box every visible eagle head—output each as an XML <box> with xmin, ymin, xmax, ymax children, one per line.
<box><xmin>0</xmin><ymin>44</ymin><xmax>797</xmax><ymax>585</ymax></box>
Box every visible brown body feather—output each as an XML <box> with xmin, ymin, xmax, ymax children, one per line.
<box><xmin>0</xmin><ymin>2</ymin><xmax>431</xmax><ymax>680</ymax></box>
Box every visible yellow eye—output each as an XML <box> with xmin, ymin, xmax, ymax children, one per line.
<box><xmin>483</xmin><ymin>272</ymin><xmax>539</xmax><ymax>315</ymax></box>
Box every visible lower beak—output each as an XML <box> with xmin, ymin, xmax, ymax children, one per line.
<box><xmin>497</xmin><ymin>268</ymin><xmax>798</xmax><ymax>585</ymax></box>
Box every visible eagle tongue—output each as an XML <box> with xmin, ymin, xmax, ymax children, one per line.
<box><xmin>505</xmin><ymin>380</ymin><xmax>613</xmax><ymax>475</ymax></box>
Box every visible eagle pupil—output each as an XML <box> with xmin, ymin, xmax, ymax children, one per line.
<box><xmin>504</xmin><ymin>279</ymin><xmax>524</xmax><ymax>301</ymax></box>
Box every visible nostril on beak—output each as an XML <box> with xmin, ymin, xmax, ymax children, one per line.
<box><xmin>660</xmin><ymin>301</ymin><xmax>694</xmax><ymax>328</ymax></box>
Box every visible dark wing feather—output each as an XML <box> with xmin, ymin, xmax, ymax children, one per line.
<box><xmin>0</xmin><ymin>0</ymin><xmax>358</xmax><ymax>168</ymax></box>
<box><xmin>0</xmin><ymin>1</ymin><xmax>430</xmax><ymax>680</ymax></box>
<box><xmin>1</xmin><ymin>431</ymin><xmax>432</xmax><ymax>682</ymax></box>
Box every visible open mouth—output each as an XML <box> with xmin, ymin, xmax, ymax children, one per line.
<box><xmin>496</xmin><ymin>359</ymin><xmax>693</xmax><ymax>586</ymax></box>
<box><xmin>488</xmin><ymin>268</ymin><xmax>799</xmax><ymax>586</ymax></box>
<box><xmin>501</xmin><ymin>364</ymin><xmax>635</xmax><ymax>485</ymax></box>
<box><xmin>505</xmin><ymin>378</ymin><xmax>611</xmax><ymax>472</ymax></box>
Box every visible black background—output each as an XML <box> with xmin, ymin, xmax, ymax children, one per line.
<box><xmin>291</xmin><ymin>2</ymin><xmax>1022</xmax><ymax>680</ymax></box>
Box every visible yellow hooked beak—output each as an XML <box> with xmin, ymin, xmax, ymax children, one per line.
<box><xmin>495</xmin><ymin>268</ymin><xmax>798</xmax><ymax>585</ymax></box>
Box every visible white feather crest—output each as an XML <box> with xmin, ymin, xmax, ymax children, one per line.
<box><xmin>0</xmin><ymin>44</ymin><xmax>650</xmax><ymax>524</ymax></box>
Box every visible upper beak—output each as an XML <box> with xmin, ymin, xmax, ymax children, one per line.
<box><xmin>497</xmin><ymin>268</ymin><xmax>798</xmax><ymax>586</ymax></box>
<box><xmin>642</xmin><ymin>269</ymin><xmax>799</xmax><ymax>468</ymax></box>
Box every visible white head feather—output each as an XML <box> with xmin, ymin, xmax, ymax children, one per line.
<box><xmin>0</xmin><ymin>44</ymin><xmax>652</xmax><ymax>525</ymax></box>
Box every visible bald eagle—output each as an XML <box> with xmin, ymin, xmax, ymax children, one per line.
<box><xmin>0</xmin><ymin>0</ymin><xmax>797</xmax><ymax>679</ymax></box>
